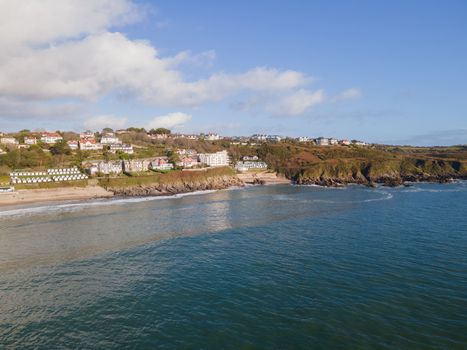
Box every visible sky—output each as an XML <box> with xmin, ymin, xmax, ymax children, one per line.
<box><xmin>0</xmin><ymin>0</ymin><xmax>466</xmax><ymax>145</ymax></box>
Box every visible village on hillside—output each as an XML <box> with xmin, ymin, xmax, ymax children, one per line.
<box><xmin>0</xmin><ymin>128</ymin><xmax>369</xmax><ymax>189</ymax></box>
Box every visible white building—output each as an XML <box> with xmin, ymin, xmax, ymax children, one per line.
<box><xmin>266</xmin><ymin>135</ymin><xmax>282</xmax><ymax>142</ymax></box>
<box><xmin>198</xmin><ymin>150</ymin><xmax>229</xmax><ymax>167</ymax></box>
<box><xmin>80</xmin><ymin>131</ymin><xmax>95</xmax><ymax>139</ymax></box>
<box><xmin>24</xmin><ymin>137</ymin><xmax>37</xmax><ymax>145</ymax></box>
<box><xmin>100</xmin><ymin>133</ymin><xmax>122</xmax><ymax>145</ymax></box>
<box><xmin>177</xmin><ymin>149</ymin><xmax>197</xmax><ymax>157</ymax></box>
<box><xmin>235</xmin><ymin>161</ymin><xmax>268</xmax><ymax>172</ymax></box>
<box><xmin>315</xmin><ymin>137</ymin><xmax>330</xmax><ymax>146</ymax></box>
<box><xmin>123</xmin><ymin>159</ymin><xmax>152</xmax><ymax>173</ymax></box>
<box><xmin>67</xmin><ymin>140</ymin><xmax>79</xmax><ymax>150</ymax></box>
<box><xmin>251</xmin><ymin>134</ymin><xmax>268</xmax><ymax>141</ymax></box>
<box><xmin>329</xmin><ymin>138</ymin><xmax>339</xmax><ymax>145</ymax></box>
<box><xmin>0</xmin><ymin>137</ymin><xmax>19</xmax><ymax>145</ymax></box>
<box><xmin>205</xmin><ymin>133</ymin><xmax>221</xmax><ymax>141</ymax></box>
<box><xmin>79</xmin><ymin>138</ymin><xmax>103</xmax><ymax>151</ymax></box>
<box><xmin>86</xmin><ymin>160</ymin><xmax>123</xmax><ymax>175</ymax></box>
<box><xmin>41</xmin><ymin>132</ymin><xmax>63</xmax><ymax>144</ymax></box>
<box><xmin>242</xmin><ymin>155</ymin><xmax>259</xmax><ymax>161</ymax></box>
<box><xmin>353</xmin><ymin>140</ymin><xmax>368</xmax><ymax>146</ymax></box>
<box><xmin>298</xmin><ymin>136</ymin><xmax>310</xmax><ymax>142</ymax></box>
<box><xmin>109</xmin><ymin>144</ymin><xmax>134</xmax><ymax>154</ymax></box>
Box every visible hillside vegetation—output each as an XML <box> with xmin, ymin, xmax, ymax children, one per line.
<box><xmin>253</xmin><ymin>144</ymin><xmax>467</xmax><ymax>186</ymax></box>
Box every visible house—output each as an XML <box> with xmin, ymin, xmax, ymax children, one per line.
<box><xmin>198</xmin><ymin>150</ymin><xmax>229</xmax><ymax>167</ymax></box>
<box><xmin>235</xmin><ymin>161</ymin><xmax>268</xmax><ymax>172</ymax></box>
<box><xmin>176</xmin><ymin>156</ymin><xmax>199</xmax><ymax>168</ymax></box>
<box><xmin>123</xmin><ymin>159</ymin><xmax>153</xmax><ymax>173</ymax></box>
<box><xmin>41</xmin><ymin>132</ymin><xmax>63</xmax><ymax>144</ymax></box>
<box><xmin>79</xmin><ymin>138</ymin><xmax>103</xmax><ymax>151</ymax></box>
<box><xmin>315</xmin><ymin>137</ymin><xmax>330</xmax><ymax>146</ymax></box>
<box><xmin>205</xmin><ymin>133</ymin><xmax>220</xmax><ymax>141</ymax></box>
<box><xmin>353</xmin><ymin>140</ymin><xmax>368</xmax><ymax>146</ymax></box>
<box><xmin>340</xmin><ymin>139</ymin><xmax>351</xmax><ymax>146</ymax></box>
<box><xmin>329</xmin><ymin>138</ymin><xmax>338</xmax><ymax>145</ymax></box>
<box><xmin>298</xmin><ymin>136</ymin><xmax>310</xmax><ymax>142</ymax></box>
<box><xmin>148</xmin><ymin>133</ymin><xmax>169</xmax><ymax>140</ymax></box>
<box><xmin>150</xmin><ymin>157</ymin><xmax>174</xmax><ymax>171</ymax></box>
<box><xmin>85</xmin><ymin>160</ymin><xmax>123</xmax><ymax>175</ymax></box>
<box><xmin>109</xmin><ymin>144</ymin><xmax>134</xmax><ymax>154</ymax></box>
<box><xmin>251</xmin><ymin>134</ymin><xmax>268</xmax><ymax>142</ymax></box>
<box><xmin>171</xmin><ymin>133</ymin><xmax>198</xmax><ymax>140</ymax></box>
<box><xmin>100</xmin><ymin>133</ymin><xmax>122</xmax><ymax>145</ymax></box>
<box><xmin>266</xmin><ymin>135</ymin><xmax>282</xmax><ymax>142</ymax></box>
<box><xmin>176</xmin><ymin>149</ymin><xmax>197</xmax><ymax>157</ymax></box>
<box><xmin>24</xmin><ymin>137</ymin><xmax>37</xmax><ymax>145</ymax></box>
<box><xmin>242</xmin><ymin>155</ymin><xmax>259</xmax><ymax>161</ymax></box>
<box><xmin>80</xmin><ymin>131</ymin><xmax>95</xmax><ymax>139</ymax></box>
<box><xmin>67</xmin><ymin>140</ymin><xmax>79</xmax><ymax>150</ymax></box>
<box><xmin>0</xmin><ymin>137</ymin><xmax>19</xmax><ymax>145</ymax></box>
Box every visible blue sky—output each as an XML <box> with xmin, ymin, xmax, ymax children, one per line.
<box><xmin>0</xmin><ymin>0</ymin><xmax>466</xmax><ymax>145</ymax></box>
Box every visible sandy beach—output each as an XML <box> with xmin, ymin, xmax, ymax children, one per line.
<box><xmin>236</xmin><ymin>171</ymin><xmax>291</xmax><ymax>185</ymax></box>
<box><xmin>0</xmin><ymin>186</ymin><xmax>114</xmax><ymax>207</ymax></box>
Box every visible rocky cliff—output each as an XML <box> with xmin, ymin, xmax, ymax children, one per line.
<box><xmin>293</xmin><ymin>158</ymin><xmax>467</xmax><ymax>187</ymax></box>
<box><xmin>107</xmin><ymin>174</ymin><xmax>244</xmax><ymax>196</ymax></box>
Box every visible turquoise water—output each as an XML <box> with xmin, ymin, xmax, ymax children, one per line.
<box><xmin>0</xmin><ymin>183</ymin><xmax>466</xmax><ymax>349</ymax></box>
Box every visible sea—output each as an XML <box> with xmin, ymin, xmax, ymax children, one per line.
<box><xmin>0</xmin><ymin>182</ymin><xmax>466</xmax><ymax>349</ymax></box>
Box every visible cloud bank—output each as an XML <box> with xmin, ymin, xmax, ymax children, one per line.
<box><xmin>146</xmin><ymin>112</ymin><xmax>192</xmax><ymax>130</ymax></box>
<box><xmin>0</xmin><ymin>0</ymin><xmax>360</xmax><ymax>126</ymax></box>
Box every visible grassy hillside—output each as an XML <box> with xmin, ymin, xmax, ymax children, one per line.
<box><xmin>251</xmin><ymin>143</ymin><xmax>467</xmax><ymax>186</ymax></box>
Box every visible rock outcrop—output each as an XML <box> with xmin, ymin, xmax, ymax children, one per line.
<box><xmin>107</xmin><ymin>174</ymin><xmax>244</xmax><ymax>197</ymax></box>
<box><xmin>293</xmin><ymin>159</ymin><xmax>466</xmax><ymax>187</ymax></box>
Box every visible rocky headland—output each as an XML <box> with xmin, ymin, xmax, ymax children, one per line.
<box><xmin>291</xmin><ymin>159</ymin><xmax>466</xmax><ymax>187</ymax></box>
<box><xmin>105</xmin><ymin>173</ymin><xmax>244</xmax><ymax>197</ymax></box>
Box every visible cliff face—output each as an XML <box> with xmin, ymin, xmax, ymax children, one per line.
<box><xmin>294</xmin><ymin>158</ymin><xmax>467</xmax><ymax>187</ymax></box>
<box><xmin>107</xmin><ymin>174</ymin><xmax>244</xmax><ymax>196</ymax></box>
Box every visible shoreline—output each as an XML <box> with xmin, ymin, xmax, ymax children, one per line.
<box><xmin>0</xmin><ymin>186</ymin><xmax>113</xmax><ymax>208</ymax></box>
<box><xmin>1</xmin><ymin>176</ymin><xmax>464</xmax><ymax>210</ymax></box>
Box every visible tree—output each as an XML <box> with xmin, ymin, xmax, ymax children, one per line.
<box><xmin>127</xmin><ymin>127</ymin><xmax>147</xmax><ymax>133</ymax></box>
<box><xmin>149</xmin><ymin>128</ymin><xmax>171</xmax><ymax>135</ymax></box>
<box><xmin>166</xmin><ymin>150</ymin><xmax>180</xmax><ymax>165</ymax></box>
<box><xmin>49</xmin><ymin>140</ymin><xmax>71</xmax><ymax>156</ymax></box>
<box><xmin>102</xmin><ymin>127</ymin><xmax>114</xmax><ymax>133</ymax></box>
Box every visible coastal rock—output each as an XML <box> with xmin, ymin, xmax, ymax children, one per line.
<box><xmin>108</xmin><ymin>175</ymin><xmax>244</xmax><ymax>197</ymax></box>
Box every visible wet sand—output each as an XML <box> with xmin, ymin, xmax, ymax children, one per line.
<box><xmin>0</xmin><ymin>186</ymin><xmax>114</xmax><ymax>207</ymax></box>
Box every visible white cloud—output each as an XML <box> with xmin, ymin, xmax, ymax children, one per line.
<box><xmin>332</xmin><ymin>88</ymin><xmax>362</xmax><ymax>102</ymax></box>
<box><xmin>0</xmin><ymin>0</ymin><xmax>140</xmax><ymax>52</ymax></box>
<box><xmin>0</xmin><ymin>0</ymin><xmax>357</xmax><ymax>123</ymax></box>
<box><xmin>146</xmin><ymin>112</ymin><xmax>192</xmax><ymax>130</ymax></box>
<box><xmin>271</xmin><ymin>89</ymin><xmax>325</xmax><ymax>116</ymax></box>
<box><xmin>83</xmin><ymin>115</ymin><xmax>127</xmax><ymax>131</ymax></box>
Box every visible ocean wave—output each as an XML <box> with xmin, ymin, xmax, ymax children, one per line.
<box><xmin>400</xmin><ymin>186</ymin><xmax>465</xmax><ymax>193</ymax></box>
<box><xmin>0</xmin><ymin>190</ymin><xmax>218</xmax><ymax>219</ymax></box>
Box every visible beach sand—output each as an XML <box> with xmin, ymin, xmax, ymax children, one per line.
<box><xmin>0</xmin><ymin>186</ymin><xmax>114</xmax><ymax>207</ymax></box>
<box><xmin>237</xmin><ymin>171</ymin><xmax>291</xmax><ymax>185</ymax></box>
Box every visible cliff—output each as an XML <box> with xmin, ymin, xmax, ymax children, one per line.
<box><xmin>99</xmin><ymin>167</ymin><xmax>244</xmax><ymax>196</ymax></box>
<box><xmin>255</xmin><ymin>143</ymin><xmax>467</xmax><ymax>187</ymax></box>
<box><xmin>294</xmin><ymin>158</ymin><xmax>467</xmax><ymax>187</ymax></box>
